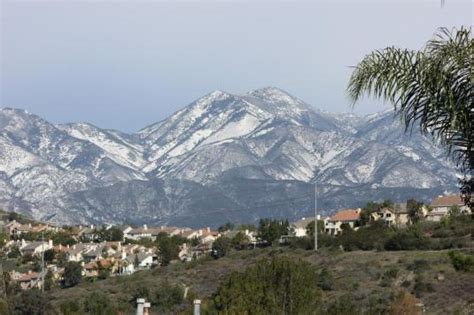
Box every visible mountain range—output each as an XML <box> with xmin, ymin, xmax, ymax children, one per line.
<box><xmin>0</xmin><ymin>87</ymin><xmax>458</xmax><ymax>227</ymax></box>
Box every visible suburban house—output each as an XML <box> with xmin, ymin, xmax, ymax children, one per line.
<box><xmin>20</xmin><ymin>240</ymin><xmax>53</xmax><ymax>257</ymax></box>
<box><xmin>290</xmin><ymin>216</ymin><xmax>323</xmax><ymax>237</ymax></box>
<box><xmin>180</xmin><ymin>227</ymin><xmax>220</xmax><ymax>243</ymax></box>
<box><xmin>120</xmin><ymin>252</ymin><xmax>157</xmax><ymax>274</ymax></box>
<box><xmin>427</xmin><ymin>194</ymin><xmax>470</xmax><ymax>222</ymax></box>
<box><xmin>10</xmin><ymin>270</ymin><xmax>42</xmax><ymax>290</ymax></box>
<box><xmin>325</xmin><ymin>209</ymin><xmax>361</xmax><ymax>235</ymax></box>
<box><xmin>124</xmin><ymin>225</ymin><xmax>187</xmax><ymax>241</ymax></box>
<box><xmin>83</xmin><ymin>258</ymin><xmax>116</xmax><ymax>278</ymax></box>
<box><xmin>62</xmin><ymin>244</ymin><xmax>87</xmax><ymax>262</ymax></box>
<box><xmin>180</xmin><ymin>243</ymin><xmax>212</xmax><ymax>262</ymax></box>
<box><xmin>291</xmin><ymin>217</ymin><xmax>310</xmax><ymax>237</ymax></box>
<box><xmin>392</xmin><ymin>203</ymin><xmax>411</xmax><ymax>225</ymax></box>
<box><xmin>78</xmin><ymin>225</ymin><xmax>99</xmax><ymax>241</ymax></box>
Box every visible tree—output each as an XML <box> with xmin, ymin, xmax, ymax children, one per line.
<box><xmin>230</xmin><ymin>231</ymin><xmax>250</xmax><ymax>249</ymax></box>
<box><xmin>257</xmin><ymin>218</ymin><xmax>289</xmax><ymax>244</ymax></box>
<box><xmin>448</xmin><ymin>205</ymin><xmax>462</xmax><ymax>217</ymax></box>
<box><xmin>211</xmin><ymin>236</ymin><xmax>231</xmax><ymax>259</ymax></box>
<box><xmin>134</xmin><ymin>254</ymin><xmax>140</xmax><ymax>268</ymax></box>
<box><xmin>63</xmin><ymin>262</ymin><xmax>82</xmax><ymax>288</ymax></box>
<box><xmin>7</xmin><ymin>246</ymin><xmax>20</xmax><ymax>259</ymax></box>
<box><xmin>348</xmin><ymin>27</ymin><xmax>473</xmax><ymax>208</ymax></box>
<box><xmin>7</xmin><ymin>212</ymin><xmax>20</xmax><ymax>222</ymax></box>
<box><xmin>306</xmin><ymin>220</ymin><xmax>325</xmax><ymax>238</ymax></box>
<box><xmin>407</xmin><ymin>199</ymin><xmax>424</xmax><ymax>224</ymax></box>
<box><xmin>213</xmin><ymin>257</ymin><xmax>321</xmax><ymax>313</ymax></box>
<box><xmin>100</xmin><ymin>226</ymin><xmax>123</xmax><ymax>242</ymax></box>
<box><xmin>360</xmin><ymin>201</ymin><xmax>392</xmax><ymax>225</ymax></box>
<box><xmin>43</xmin><ymin>249</ymin><xmax>55</xmax><ymax>263</ymax></box>
<box><xmin>218</xmin><ymin>222</ymin><xmax>234</xmax><ymax>233</ymax></box>
<box><xmin>51</xmin><ymin>231</ymin><xmax>77</xmax><ymax>246</ymax></box>
<box><xmin>155</xmin><ymin>233</ymin><xmax>185</xmax><ymax>266</ymax></box>
<box><xmin>44</xmin><ymin>270</ymin><xmax>54</xmax><ymax>291</ymax></box>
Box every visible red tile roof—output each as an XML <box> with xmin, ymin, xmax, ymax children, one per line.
<box><xmin>431</xmin><ymin>195</ymin><xmax>464</xmax><ymax>207</ymax></box>
<box><xmin>329</xmin><ymin>209</ymin><xmax>360</xmax><ymax>222</ymax></box>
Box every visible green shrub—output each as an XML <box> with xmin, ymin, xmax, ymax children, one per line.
<box><xmin>211</xmin><ymin>236</ymin><xmax>232</xmax><ymax>259</ymax></box>
<box><xmin>407</xmin><ymin>259</ymin><xmax>430</xmax><ymax>273</ymax></box>
<box><xmin>212</xmin><ymin>256</ymin><xmax>321</xmax><ymax>314</ymax></box>
<box><xmin>59</xmin><ymin>300</ymin><xmax>81</xmax><ymax>315</ymax></box>
<box><xmin>83</xmin><ymin>291</ymin><xmax>116</xmax><ymax>315</ymax></box>
<box><xmin>449</xmin><ymin>251</ymin><xmax>474</xmax><ymax>272</ymax></box>
<box><xmin>326</xmin><ymin>295</ymin><xmax>360</xmax><ymax>315</ymax></box>
<box><xmin>318</xmin><ymin>268</ymin><xmax>334</xmax><ymax>291</ymax></box>
<box><xmin>153</xmin><ymin>282</ymin><xmax>184</xmax><ymax>312</ymax></box>
<box><xmin>413</xmin><ymin>274</ymin><xmax>435</xmax><ymax>298</ymax></box>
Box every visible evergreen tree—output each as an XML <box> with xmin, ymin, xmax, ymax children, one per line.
<box><xmin>63</xmin><ymin>262</ymin><xmax>82</xmax><ymax>288</ymax></box>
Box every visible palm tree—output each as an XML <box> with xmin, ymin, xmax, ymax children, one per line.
<box><xmin>347</xmin><ymin>27</ymin><xmax>473</xmax><ymax>208</ymax></box>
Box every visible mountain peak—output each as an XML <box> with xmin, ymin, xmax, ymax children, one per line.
<box><xmin>247</xmin><ymin>86</ymin><xmax>293</xmax><ymax>99</ymax></box>
<box><xmin>204</xmin><ymin>89</ymin><xmax>232</xmax><ymax>100</ymax></box>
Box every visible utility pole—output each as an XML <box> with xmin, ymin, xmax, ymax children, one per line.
<box><xmin>314</xmin><ymin>182</ymin><xmax>318</xmax><ymax>251</ymax></box>
<box><xmin>41</xmin><ymin>231</ymin><xmax>44</xmax><ymax>293</ymax></box>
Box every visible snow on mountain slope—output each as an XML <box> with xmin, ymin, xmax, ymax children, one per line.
<box><xmin>0</xmin><ymin>87</ymin><xmax>460</xmax><ymax>226</ymax></box>
<box><xmin>140</xmin><ymin>88</ymin><xmax>340</xmax><ymax>179</ymax></box>
<box><xmin>0</xmin><ymin>108</ymin><xmax>146</xmax><ymax>203</ymax></box>
<box><xmin>58</xmin><ymin>122</ymin><xmax>146</xmax><ymax>170</ymax></box>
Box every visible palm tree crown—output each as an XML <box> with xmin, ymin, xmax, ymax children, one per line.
<box><xmin>348</xmin><ymin>27</ymin><xmax>473</xmax><ymax>206</ymax></box>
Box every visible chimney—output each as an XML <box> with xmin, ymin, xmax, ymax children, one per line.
<box><xmin>143</xmin><ymin>224</ymin><xmax>147</xmax><ymax>231</ymax></box>
<box><xmin>193</xmin><ymin>299</ymin><xmax>201</xmax><ymax>315</ymax></box>
<box><xmin>206</xmin><ymin>227</ymin><xmax>210</xmax><ymax>233</ymax></box>
<box><xmin>136</xmin><ymin>298</ymin><xmax>145</xmax><ymax>315</ymax></box>
<box><xmin>90</xmin><ymin>224</ymin><xmax>94</xmax><ymax>229</ymax></box>
<box><xmin>48</xmin><ymin>239</ymin><xmax>53</xmax><ymax>247</ymax></box>
<box><xmin>143</xmin><ymin>302</ymin><xmax>151</xmax><ymax>315</ymax></box>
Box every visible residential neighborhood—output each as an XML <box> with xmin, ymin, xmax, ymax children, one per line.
<box><xmin>0</xmin><ymin>193</ymin><xmax>470</xmax><ymax>293</ymax></box>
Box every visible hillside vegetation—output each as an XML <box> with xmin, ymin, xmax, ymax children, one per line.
<box><xmin>28</xmin><ymin>247</ymin><xmax>474</xmax><ymax>315</ymax></box>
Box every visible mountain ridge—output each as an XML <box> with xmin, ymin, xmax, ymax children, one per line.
<box><xmin>0</xmin><ymin>87</ymin><xmax>459</xmax><ymax>227</ymax></box>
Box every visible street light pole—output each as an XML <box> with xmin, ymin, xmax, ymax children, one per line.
<box><xmin>41</xmin><ymin>231</ymin><xmax>44</xmax><ymax>292</ymax></box>
<box><xmin>314</xmin><ymin>182</ymin><xmax>318</xmax><ymax>251</ymax></box>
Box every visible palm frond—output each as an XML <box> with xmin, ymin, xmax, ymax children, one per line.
<box><xmin>348</xmin><ymin>27</ymin><xmax>473</xmax><ymax>174</ymax></box>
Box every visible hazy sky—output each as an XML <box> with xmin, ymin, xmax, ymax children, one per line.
<box><xmin>1</xmin><ymin>0</ymin><xmax>472</xmax><ymax>132</ymax></box>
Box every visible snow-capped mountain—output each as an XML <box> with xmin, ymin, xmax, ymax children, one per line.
<box><xmin>0</xmin><ymin>87</ymin><xmax>459</xmax><ymax>227</ymax></box>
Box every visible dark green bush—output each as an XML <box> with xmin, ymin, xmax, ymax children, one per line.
<box><xmin>153</xmin><ymin>282</ymin><xmax>184</xmax><ymax>312</ymax></box>
<box><xmin>212</xmin><ymin>256</ymin><xmax>321</xmax><ymax>314</ymax></box>
<box><xmin>449</xmin><ymin>251</ymin><xmax>474</xmax><ymax>272</ymax></box>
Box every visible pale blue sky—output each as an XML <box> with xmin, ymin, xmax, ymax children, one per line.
<box><xmin>1</xmin><ymin>0</ymin><xmax>472</xmax><ymax>132</ymax></box>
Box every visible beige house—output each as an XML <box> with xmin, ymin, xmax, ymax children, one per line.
<box><xmin>10</xmin><ymin>270</ymin><xmax>42</xmax><ymax>290</ymax></box>
<box><xmin>20</xmin><ymin>240</ymin><xmax>53</xmax><ymax>257</ymax></box>
<box><xmin>370</xmin><ymin>204</ymin><xmax>411</xmax><ymax>226</ymax></box>
<box><xmin>427</xmin><ymin>195</ymin><xmax>470</xmax><ymax>222</ymax></box>
<box><xmin>124</xmin><ymin>225</ymin><xmax>187</xmax><ymax>241</ymax></box>
<box><xmin>325</xmin><ymin>209</ymin><xmax>361</xmax><ymax>235</ymax></box>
